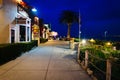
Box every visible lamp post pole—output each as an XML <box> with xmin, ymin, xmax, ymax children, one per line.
<box><xmin>78</xmin><ymin>10</ymin><xmax>81</xmax><ymax>46</ymax></box>
<box><xmin>105</xmin><ymin>31</ymin><xmax>107</xmax><ymax>40</ymax></box>
<box><xmin>77</xmin><ymin>10</ymin><xmax>81</xmax><ymax>61</ymax></box>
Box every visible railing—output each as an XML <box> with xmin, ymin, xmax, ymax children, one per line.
<box><xmin>77</xmin><ymin>46</ymin><xmax>120</xmax><ymax>80</ymax></box>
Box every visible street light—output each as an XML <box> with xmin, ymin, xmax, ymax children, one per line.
<box><xmin>105</xmin><ymin>42</ymin><xmax>112</xmax><ymax>51</ymax></box>
<box><xmin>81</xmin><ymin>39</ymin><xmax>86</xmax><ymax>46</ymax></box>
<box><xmin>90</xmin><ymin>38</ymin><xmax>95</xmax><ymax>43</ymax></box>
<box><xmin>89</xmin><ymin>38</ymin><xmax>95</xmax><ymax>46</ymax></box>
<box><xmin>32</xmin><ymin>8</ymin><xmax>37</xmax><ymax>12</ymax></box>
<box><xmin>106</xmin><ymin>42</ymin><xmax>112</xmax><ymax>47</ymax></box>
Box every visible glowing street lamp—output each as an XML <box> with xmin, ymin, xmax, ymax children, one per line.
<box><xmin>104</xmin><ymin>42</ymin><xmax>112</xmax><ymax>51</ymax></box>
<box><xmin>89</xmin><ymin>38</ymin><xmax>95</xmax><ymax>46</ymax></box>
<box><xmin>81</xmin><ymin>39</ymin><xmax>86</xmax><ymax>44</ymax></box>
<box><xmin>90</xmin><ymin>38</ymin><xmax>95</xmax><ymax>43</ymax></box>
<box><xmin>81</xmin><ymin>39</ymin><xmax>87</xmax><ymax>46</ymax></box>
<box><xmin>32</xmin><ymin>8</ymin><xmax>37</xmax><ymax>12</ymax></box>
<box><xmin>106</xmin><ymin>42</ymin><xmax>112</xmax><ymax>47</ymax></box>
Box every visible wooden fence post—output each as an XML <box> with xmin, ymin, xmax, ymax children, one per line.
<box><xmin>106</xmin><ymin>59</ymin><xmax>111</xmax><ymax>80</ymax></box>
<box><xmin>85</xmin><ymin>50</ymin><xmax>89</xmax><ymax>68</ymax></box>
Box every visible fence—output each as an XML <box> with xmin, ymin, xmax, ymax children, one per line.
<box><xmin>77</xmin><ymin>46</ymin><xmax>120</xmax><ymax>80</ymax></box>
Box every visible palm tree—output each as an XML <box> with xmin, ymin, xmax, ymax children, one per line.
<box><xmin>59</xmin><ymin>10</ymin><xmax>78</xmax><ymax>39</ymax></box>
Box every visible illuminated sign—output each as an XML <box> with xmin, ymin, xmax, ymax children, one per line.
<box><xmin>0</xmin><ymin>0</ymin><xmax>2</xmax><ymax>8</ymax></box>
<box><xmin>32</xmin><ymin>24</ymin><xmax>39</xmax><ymax>34</ymax></box>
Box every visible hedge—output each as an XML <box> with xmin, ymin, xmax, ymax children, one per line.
<box><xmin>40</xmin><ymin>38</ymin><xmax>48</xmax><ymax>43</ymax></box>
<box><xmin>0</xmin><ymin>40</ymin><xmax>38</xmax><ymax>65</ymax></box>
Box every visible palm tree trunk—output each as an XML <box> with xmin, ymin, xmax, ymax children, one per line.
<box><xmin>67</xmin><ymin>23</ymin><xmax>71</xmax><ymax>39</ymax></box>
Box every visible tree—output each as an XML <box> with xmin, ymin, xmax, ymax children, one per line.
<box><xmin>59</xmin><ymin>10</ymin><xmax>78</xmax><ymax>39</ymax></box>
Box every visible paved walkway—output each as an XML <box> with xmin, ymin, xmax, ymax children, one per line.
<box><xmin>0</xmin><ymin>40</ymin><xmax>92</xmax><ymax>80</ymax></box>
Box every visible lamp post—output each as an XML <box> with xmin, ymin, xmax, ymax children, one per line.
<box><xmin>77</xmin><ymin>10</ymin><xmax>81</xmax><ymax>61</ymax></box>
<box><xmin>32</xmin><ymin>8</ymin><xmax>37</xmax><ymax>12</ymax></box>
<box><xmin>104</xmin><ymin>31</ymin><xmax>107</xmax><ymax>40</ymax></box>
<box><xmin>78</xmin><ymin>10</ymin><xmax>81</xmax><ymax>46</ymax></box>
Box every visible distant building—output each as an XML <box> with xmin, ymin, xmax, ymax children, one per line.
<box><xmin>0</xmin><ymin>0</ymin><xmax>31</xmax><ymax>43</ymax></box>
<box><xmin>42</xmin><ymin>24</ymin><xmax>51</xmax><ymax>39</ymax></box>
<box><xmin>32</xmin><ymin>23</ymin><xmax>39</xmax><ymax>40</ymax></box>
<box><xmin>50</xmin><ymin>31</ymin><xmax>58</xmax><ymax>40</ymax></box>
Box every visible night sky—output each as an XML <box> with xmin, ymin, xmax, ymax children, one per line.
<box><xmin>23</xmin><ymin>0</ymin><xmax>120</xmax><ymax>40</ymax></box>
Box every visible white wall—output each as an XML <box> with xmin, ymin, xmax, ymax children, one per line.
<box><xmin>0</xmin><ymin>0</ymin><xmax>17</xmax><ymax>43</ymax></box>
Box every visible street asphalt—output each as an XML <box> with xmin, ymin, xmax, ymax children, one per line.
<box><xmin>0</xmin><ymin>40</ymin><xmax>92</xmax><ymax>80</ymax></box>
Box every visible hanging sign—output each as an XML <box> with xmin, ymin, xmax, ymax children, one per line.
<box><xmin>32</xmin><ymin>24</ymin><xmax>39</xmax><ymax>38</ymax></box>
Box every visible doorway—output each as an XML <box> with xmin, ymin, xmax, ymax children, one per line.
<box><xmin>11</xmin><ymin>29</ymin><xmax>15</xmax><ymax>43</ymax></box>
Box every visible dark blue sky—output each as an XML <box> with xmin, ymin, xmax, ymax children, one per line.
<box><xmin>23</xmin><ymin>0</ymin><xmax>120</xmax><ymax>40</ymax></box>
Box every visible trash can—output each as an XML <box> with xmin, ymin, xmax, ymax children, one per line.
<box><xmin>69</xmin><ymin>38</ymin><xmax>75</xmax><ymax>49</ymax></box>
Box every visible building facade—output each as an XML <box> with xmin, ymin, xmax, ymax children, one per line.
<box><xmin>42</xmin><ymin>24</ymin><xmax>50</xmax><ymax>39</ymax></box>
<box><xmin>0</xmin><ymin>0</ymin><xmax>31</xmax><ymax>44</ymax></box>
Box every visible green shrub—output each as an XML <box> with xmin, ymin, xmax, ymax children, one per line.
<box><xmin>110</xmin><ymin>51</ymin><xmax>120</xmax><ymax>80</ymax></box>
<box><xmin>74</xmin><ymin>38</ymin><xmax>79</xmax><ymax>42</ymax></box>
<box><xmin>95</xmin><ymin>39</ymin><xmax>105</xmax><ymax>46</ymax></box>
<box><xmin>40</xmin><ymin>38</ymin><xmax>48</xmax><ymax>43</ymax></box>
<box><xmin>111</xmin><ymin>60</ymin><xmax>120</xmax><ymax>80</ymax></box>
<box><xmin>113</xmin><ymin>42</ymin><xmax>120</xmax><ymax>50</ymax></box>
<box><xmin>0</xmin><ymin>40</ymin><xmax>38</xmax><ymax>65</ymax></box>
<box><xmin>80</xmin><ymin>47</ymin><xmax>120</xmax><ymax>80</ymax></box>
<box><xmin>80</xmin><ymin>48</ymin><xmax>106</xmax><ymax>80</ymax></box>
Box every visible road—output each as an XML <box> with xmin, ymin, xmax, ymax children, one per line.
<box><xmin>0</xmin><ymin>40</ymin><xmax>92</xmax><ymax>80</ymax></box>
